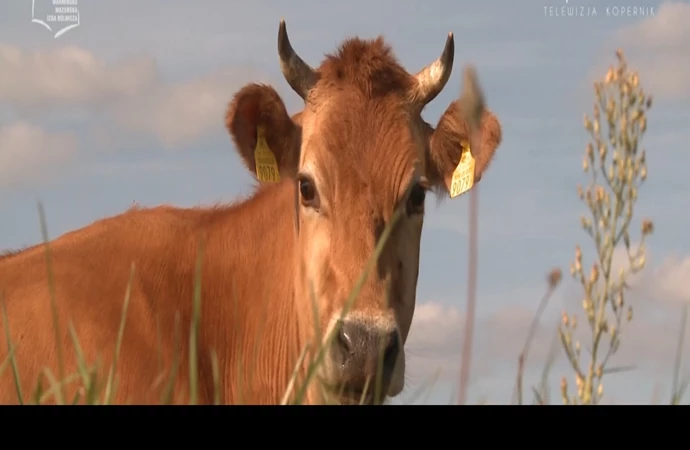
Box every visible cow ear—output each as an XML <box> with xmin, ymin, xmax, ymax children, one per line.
<box><xmin>225</xmin><ymin>83</ymin><xmax>301</xmax><ymax>182</ymax></box>
<box><xmin>426</xmin><ymin>100</ymin><xmax>502</xmax><ymax>198</ymax></box>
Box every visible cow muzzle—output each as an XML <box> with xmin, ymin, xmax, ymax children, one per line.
<box><xmin>325</xmin><ymin>319</ymin><xmax>401</xmax><ymax>404</ymax></box>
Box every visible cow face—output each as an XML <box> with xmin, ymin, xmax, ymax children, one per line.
<box><xmin>225</xmin><ymin>21</ymin><xmax>502</xmax><ymax>404</ymax></box>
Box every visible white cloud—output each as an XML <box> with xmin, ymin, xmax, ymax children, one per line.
<box><xmin>602</xmin><ymin>241</ymin><xmax>690</xmax><ymax>304</ymax></box>
<box><xmin>404</xmin><ymin>301</ymin><xmax>558</xmax><ymax>385</ymax></box>
<box><xmin>0</xmin><ymin>42</ymin><xmax>273</xmax><ymax>149</ymax></box>
<box><xmin>611</xmin><ymin>1</ymin><xmax>690</xmax><ymax>100</ymax></box>
<box><xmin>653</xmin><ymin>256</ymin><xmax>690</xmax><ymax>302</ymax></box>
<box><xmin>563</xmin><ymin>238</ymin><xmax>690</xmax><ymax>303</ymax></box>
<box><xmin>626</xmin><ymin>252</ymin><xmax>690</xmax><ymax>304</ymax></box>
<box><xmin>405</xmin><ymin>287</ymin><xmax>690</xmax><ymax>404</ymax></box>
<box><xmin>0</xmin><ymin>43</ymin><xmax>157</xmax><ymax>112</ymax></box>
<box><xmin>110</xmin><ymin>67</ymin><xmax>273</xmax><ymax>149</ymax></box>
<box><xmin>0</xmin><ymin>122</ymin><xmax>77</xmax><ymax>187</ymax></box>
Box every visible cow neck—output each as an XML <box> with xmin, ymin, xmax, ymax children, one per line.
<box><xmin>203</xmin><ymin>178</ymin><xmax>303</xmax><ymax>403</ymax></box>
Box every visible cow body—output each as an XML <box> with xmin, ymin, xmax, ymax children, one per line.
<box><xmin>0</xmin><ymin>182</ymin><xmax>302</xmax><ymax>404</ymax></box>
<box><xmin>0</xmin><ymin>21</ymin><xmax>503</xmax><ymax>405</ymax></box>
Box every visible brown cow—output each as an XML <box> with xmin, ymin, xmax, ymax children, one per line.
<box><xmin>0</xmin><ymin>21</ymin><xmax>502</xmax><ymax>405</ymax></box>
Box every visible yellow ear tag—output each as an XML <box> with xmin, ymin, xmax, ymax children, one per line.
<box><xmin>254</xmin><ymin>125</ymin><xmax>281</xmax><ymax>183</ymax></box>
<box><xmin>449</xmin><ymin>142</ymin><xmax>475</xmax><ymax>199</ymax></box>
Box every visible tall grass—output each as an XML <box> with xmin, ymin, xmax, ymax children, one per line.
<box><xmin>0</xmin><ymin>49</ymin><xmax>686</xmax><ymax>405</ymax></box>
<box><xmin>514</xmin><ymin>50</ymin><xmax>689</xmax><ymax>405</ymax></box>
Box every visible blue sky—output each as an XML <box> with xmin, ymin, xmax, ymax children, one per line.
<box><xmin>1</xmin><ymin>0</ymin><xmax>690</xmax><ymax>405</ymax></box>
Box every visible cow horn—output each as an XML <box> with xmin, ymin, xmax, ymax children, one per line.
<box><xmin>411</xmin><ymin>32</ymin><xmax>455</xmax><ymax>108</ymax></box>
<box><xmin>277</xmin><ymin>19</ymin><xmax>318</xmax><ymax>101</ymax></box>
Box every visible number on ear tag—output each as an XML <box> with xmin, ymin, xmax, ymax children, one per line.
<box><xmin>254</xmin><ymin>125</ymin><xmax>281</xmax><ymax>183</ymax></box>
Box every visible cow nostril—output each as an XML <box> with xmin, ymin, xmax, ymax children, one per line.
<box><xmin>337</xmin><ymin>323</ymin><xmax>353</xmax><ymax>354</ymax></box>
<box><xmin>383</xmin><ymin>332</ymin><xmax>400</xmax><ymax>370</ymax></box>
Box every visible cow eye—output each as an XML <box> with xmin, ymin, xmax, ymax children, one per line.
<box><xmin>406</xmin><ymin>183</ymin><xmax>426</xmax><ymax>215</ymax></box>
<box><xmin>298</xmin><ymin>174</ymin><xmax>319</xmax><ymax>208</ymax></box>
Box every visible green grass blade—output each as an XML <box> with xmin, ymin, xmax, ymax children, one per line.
<box><xmin>210</xmin><ymin>349</ymin><xmax>221</xmax><ymax>405</ymax></box>
<box><xmin>161</xmin><ymin>312</ymin><xmax>182</xmax><ymax>405</ymax></box>
<box><xmin>1</xmin><ymin>296</ymin><xmax>23</xmax><ymax>404</ymax></box>
<box><xmin>103</xmin><ymin>262</ymin><xmax>135</xmax><ymax>405</ymax></box>
<box><xmin>37</xmin><ymin>202</ymin><xmax>66</xmax><ymax>405</ymax></box>
<box><xmin>671</xmin><ymin>305</ymin><xmax>688</xmax><ymax>405</ymax></box>
<box><xmin>189</xmin><ymin>241</ymin><xmax>204</xmax><ymax>405</ymax></box>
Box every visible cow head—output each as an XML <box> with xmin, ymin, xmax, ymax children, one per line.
<box><xmin>226</xmin><ymin>21</ymin><xmax>502</xmax><ymax>404</ymax></box>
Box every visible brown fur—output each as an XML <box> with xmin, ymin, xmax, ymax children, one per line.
<box><xmin>0</xmin><ymin>249</ymin><xmax>24</xmax><ymax>260</ymax></box>
<box><xmin>0</xmin><ymin>35</ymin><xmax>502</xmax><ymax>405</ymax></box>
<box><xmin>318</xmin><ymin>37</ymin><xmax>415</xmax><ymax>98</ymax></box>
<box><xmin>0</xmin><ymin>245</ymin><xmax>42</xmax><ymax>261</ymax></box>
